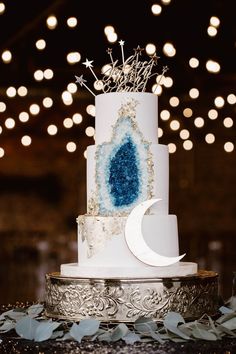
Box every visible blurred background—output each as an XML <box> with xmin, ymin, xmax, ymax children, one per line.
<box><xmin>0</xmin><ymin>0</ymin><xmax>235</xmax><ymax>304</ymax></box>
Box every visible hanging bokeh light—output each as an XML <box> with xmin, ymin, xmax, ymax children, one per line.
<box><xmin>151</xmin><ymin>4</ymin><xmax>162</xmax><ymax>15</ymax></box>
<box><xmin>2</xmin><ymin>50</ymin><xmax>12</xmax><ymax>63</ymax></box>
<box><xmin>208</xmin><ymin>109</ymin><xmax>218</xmax><ymax>120</ymax></box>
<box><xmin>189</xmin><ymin>57</ymin><xmax>199</xmax><ymax>68</ymax></box>
<box><xmin>46</xmin><ymin>15</ymin><xmax>57</xmax><ymax>29</ymax></box>
<box><xmin>35</xmin><ymin>39</ymin><xmax>46</xmax><ymax>50</ymax></box>
<box><xmin>168</xmin><ymin>143</ymin><xmax>176</xmax><ymax>153</ymax></box>
<box><xmin>29</xmin><ymin>104</ymin><xmax>40</xmax><ymax>115</ymax></box>
<box><xmin>66</xmin><ymin>141</ymin><xmax>77</xmax><ymax>152</ymax></box>
<box><xmin>169</xmin><ymin>96</ymin><xmax>179</xmax><ymax>107</ymax></box>
<box><xmin>183</xmin><ymin>140</ymin><xmax>193</xmax><ymax>150</ymax></box>
<box><xmin>67</xmin><ymin>17</ymin><xmax>77</xmax><ymax>28</ymax></box>
<box><xmin>160</xmin><ymin>110</ymin><xmax>170</xmax><ymax>121</ymax></box>
<box><xmin>205</xmin><ymin>133</ymin><xmax>215</xmax><ymax>144</ymax></box>
<box><xmin>223</xmin><ymin>117</ymin><xmax>233</xmax><ymax>128</ymax></box>
<box><xmin>224</xmin><ymin>142</ymin><xmax>234</xmax><ymax>152</ymax></box>
<box><xmin>21</xmin><ymin>135</ymin><xmax>32</xmax><ymax>146</ymax></box>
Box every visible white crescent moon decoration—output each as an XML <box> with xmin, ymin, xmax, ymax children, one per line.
<box><xmin>125</xmin><ymin>198</ymin><xmax>185</xmax><ymax>267</ymax></box>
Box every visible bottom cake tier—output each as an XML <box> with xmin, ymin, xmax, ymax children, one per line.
<box><xmin>45</xmin><ymin>270</ymin><xmax>219</xmax><ymax>322</ymax></box>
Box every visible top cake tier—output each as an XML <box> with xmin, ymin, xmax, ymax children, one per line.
<box><xmin>95</xmin><ymin>92</ymin><xmax>158</xmax><ymax>145</ymax></box>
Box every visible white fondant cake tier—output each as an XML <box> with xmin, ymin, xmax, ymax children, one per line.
<box><xmin>95</xmin><ymin>92</ymin><xmax>158</xmax><ymax>145</ymax></box>
<box><xmin>87</xmin><ymin>143</ymin><xmax>169</xmax><ymax>215</ymax></box>
<box><xmin>76</xmin><ymin>214</ymin><xmax>179</xmax><ymax>268</ymax></box>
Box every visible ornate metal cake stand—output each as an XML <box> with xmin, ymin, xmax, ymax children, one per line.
<box><xmin>45</xmin><ymin>270</ymin><xmax>219</xmax><ymax>322</ymax></box>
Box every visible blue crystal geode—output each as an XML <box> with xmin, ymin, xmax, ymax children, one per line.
<box><xmin>96</xmin><ymin>114</ymin><xmax>152</xmax><ymax>215</ymax></box>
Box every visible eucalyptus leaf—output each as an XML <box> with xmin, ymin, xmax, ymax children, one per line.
<box><xmin>149</xmin><ymin>330</ymin><xmax>165</xmax><ymax>344</ymax></box>
<box><xmin>163</xmin><ymin>312</ymin><xmax>190</xmax><ymax>340</ymax></box>
<box><xmin>219</xmin><ymin>306</ymin><xmax>234</xmax><ymax>314</ymax></box>
<box><xmin>56</xmin><ymin>332</ymin><xmax>74</xmax><ymax>341</ymax></box>
<box><xmin>221</xmin><ymin>317</ymin><xmax>236</xmax><ymax>331</ymax></box>
<box><xmin>218</xmin><ymin>324</ymin><xmax>236</xmax><ymax>337</ymax></box>
<box><xmin>27</xmin><ymin>304</ymin><xmax>44</xmax><ymax>318</ymax></box>
<box><xmin>217</xmin><ymin>312</ymin><xmax>236</xmax><ymax>324</ymax></box>
<box><xmin>15</xmin><ymin>316</ymin><xmax>39</xmax><ymax>340</ymax></box>
<box><xmin>192</xmin><ymin>325</ymin><xmax>217</xmax><ymax>341</ymax></box>
<box><xmin>50</xmin><ymin>330</ymin><xmax>64</xmax><ymax>339</ymax></box>
<box><xmin>7</xmin><ymin>310</ymin><xmax>26</xmax><ymax>321</ymax></box>
<box><xmin>77</xmin><ymin>319</ymin><xmax>100</xmax><ymax>336</ymax></box>
<box><xmin>0</xmin><ymin>310</ymin><xmax>15</xmax><ymax>321</ymax></box>
<box><xmin>134</xmin><ymin>317</ymin><xmax>157</xmax><ymax>333</ymax></box>
<box><xmin>0</xmin><ymin>320</ymin><xmax>15</xmax><ymax>333</ymax></box>
<box><xmin>122</xmin><ymin>331</ymin><xmax>141</xmax><ymax>344</ymax></box>
<box><xmin>98</xmin><ymin>330</ymin><xmax>113</xmax><ymax>342</ymax></box>
<box><xmin>34</xmin><ymin>321</ymin><xmax>61</xmax><ymax>342</ymax></box>
<box><xmin>110</xmin><ymin>323</ymin><xmax>129</xmax><ymax>342</ymax></box>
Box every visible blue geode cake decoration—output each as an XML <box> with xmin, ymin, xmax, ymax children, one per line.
<box><xmin>95</xmin><ymin>99</ymin><xmax>154</xmax><ymax>216</ymax></box>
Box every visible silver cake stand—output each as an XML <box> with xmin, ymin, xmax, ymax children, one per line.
<box><xmin>45</xmin><ymin>270</ymin><xmax>219</xmax><ymax>322</ymax></box>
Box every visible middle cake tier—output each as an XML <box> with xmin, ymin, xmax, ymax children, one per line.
<box><xmin>87</xmin><ymin>143</ymin><xmax>169</xmax><ymax>216</ymax></box>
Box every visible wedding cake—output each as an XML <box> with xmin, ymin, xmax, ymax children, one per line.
<box><xmin>45</xmin><ymin>44</ymin><xmax>218</xmax><ymax>322</ymax></box>
<box><xmin>61</xmin><ymin>46</ymin><xmax>197</xmax><ymax>278</ymax></box>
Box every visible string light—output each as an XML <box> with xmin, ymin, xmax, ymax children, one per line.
<box><xmin>163</xmin><ymin>77</ymin><xmax>173</xmax><ymax>88</ymax></box>
<box><xmin>29</xmin><ymin>104</ymin><xmax>40</xmax><ymax>115</ymax></box>
<box><xmin>85</xmin><ymin>126</ymin><xmax>95</xmax><ymax>137</ymax></box>
<box><xmin>223</xmin><ymin>117</ymin><xmax>233</xmax><ymax>128</ymax></box>
<box><xmin>107</xmin><ymin>32</ymin><xmax>118</xmax><ymax>43</ymax></box>
<box><xmin>67</xmin><ymin>17</ymin><xmax>77</xmax><ymax>28</ymax></box>
<box><xmin>0</xmin><ymin>102</ymin><xmax>6</xmax><ymax>112</ymax></box>
<box><xmin>104</xmin><ymin>26</ymin><xmax>115</xmax><ymax>36</ymax></box>
<box><xmin>189</xmin><ymin>88</ymin><xmax>199</xmax><ymax>99</ymax></box>
<box><xmin>35</xmin><ymin>39</ymin><xmax>46</xmax><ymax>50</ymax></box>
<box><xmin>169</xmin><ymin>96</ymin><xmax>179</xmax><ymax>107</ymax></box>
<box><xmin>168</xmin><ymin>143</ymin><xmax>176</xmax><ymax>153</ymax></box>
<box><xmin>6</xmin><ymin>86</ymin><xmax>16</xmax><ymax>97</ymax></box>
<box><xmin>42</xmin><ymin>97</ymin><xmax>53</xmax><ymax>108</ymax></box>
<box><xmin>210</xmin><ymin>16</ymin><xmax>220</xmax><ymax>28</ymax></box>
<box><xmin>227</xmin><ymin>94</ymin><xmax>236</xmax><ymax>105</ymax></box>
<box><xmin>72</xmin><ymin>113</ymin><xmax>83</xmax><ymax>124</ymax></box>
<box><xmin>61</xmin><ymin>91</ymin><xmax>73</xmax><ymax>105</ymax></box>
<box><xmin>17</xmin><ymin>86</ymin><xmax>28</xmax><ymax>97</ymax></box>
<box><xmin>183</xmin><ymin>108</ymin><xmax>193</xmax><ymax>118</ymax></box>
<box><xmin>19</xmin><ymin>112</ymin><xmax>29</xmax><ymax>122</ymax></box>
<box><xmin>158</xmin><ymin>127</ymin><xmax>163</xmax><ymax>138</ymax></box>
<box><xmin>5</xmin><ymin>118</ymin><xmax>15</xmax><ymax>129</ymax></box>
<box><xmin>2</xmin><ymin>50</ymin><xmax>12</xmax><ymax>63</ymax></box>
<box><xmin>205</xmin><ymin>133</ymin><xmax>215</xmax><ymax>144</ymax></box>
<box><xmin>146</xmin><ymin>43</ymin><xmax>156</xmax><ymax>55</ymax></box>
<box><xmin>21</xmin><ymin>135</ymin><xmax>32</xmax><ymax>146</ymax></box>
<box><xmin>189</xmin><ymin>57</ymin><xmax>199</xmax><ymax>68</ymax></box>
<box><xmin>208</xmin><ymin>109</ymin><xmax>218</xmax><ymax>120</ymax></box>
<box><xmin>63</xmin><ymin>118</ymin><xmax>73</xmax><ymax>128</ymax></box>
<box><xmin>94</xmin><ymin>80</ymin><xmax>104</xmax><ymax>91</ymax></box>
<box><xmin>0</xmin><ymin>126</ymin><xmax>2</xmax><ymax>134</ymax></box>
<box><xmin>206</xmin><ymin>60</ymin><xmax>220</xmax><ymax>73</ymax></box>
<box><xmin>44</xmin><ymin>69</ymin><xmax>54</xmax><ymax>79</ymax></box>
<box><xmin>0</xmin><ymin>148</ymin><xmax>4</xmax><ymax>158</ymax></box>
<box><xmin>0</xmin><ymin>2</ymin><xmax>5</xmax><ymax>14</ymax></box>
<box><xmin>180</xmin><ymin>129</ymin><xmax>190</xmax><ymax>140</ymax></box>
<box><xmin>47</xmin><ymin>125</ymin><xmax>58</xmax><ymax>135</ymax></box>
<box><xmin>86</xmin><ymin>104</ymin><xmax>96</xmax><ymax>117</ymax></box>
<box><xmin>67</xmin><ymin>83</ymin><xmax>77</xmax><ymax>93</ymax></box>
<box><xmin>151</xmin><ymin>4</ymin><xmax>162</xmax><ymax>15</ymax></box>
<box><xmin>67</xmin><ymin>52</ymin><xmax>81</xmax><ymax>64</ymax></box>
<box><xmin>102</xmin><ymin>64</ymin><xmax>112</xmax><ymax>76</ymax></box>
<box><xmin>34</xmin><ymin>70</ymin><xmax>44</xmax><ymax>81</ymax></box>
<box><xmin>152</xmin><ymin>84</ymin><xmax>162</xmax><ymax>95</ymax></box>
<box><xmin>160</xmin><ymin>109</ymin><xmax>170</xmax><ymax>121</ymax></box>
<box><xmin>207</xmin><ymin>26</ymin><xmax>217</xmax><ymax>37</ymax></box>
<box><xmin>66</xmin><ymin>142</ymin><xmax>77</xmax><ymax>152</ymax></box>
<box><xmin>170</xmin><ymin>120</ymin><xmax>180</xmax><ymax>131</ymax></box>
<box><xmin>183</xmin><ymin>140</ymin><xmax>193</xmax><ymax>150</ymax></box>
<box><xmin>161</xmin><ymin>0</ymin><xmax>171</xmax><ymax>4</ymax></box>
<box><xmin>194</xmin><ymin>117</ymin><xmax>204</xmax><ymax>128</ymax></box>
<box><xmin>163</xmin><ymin>42</ymin><xmax>176</xmax><ymax>57</ymax></box>
<box><xmin>46</xmin><ymin>15</ymin><xmax>57</xmax><ymax>29</ymax></box>
<box><xmin>224</xmin><ymin>142</ymin><xmax>234</xmax><ymax>153</ymax></box>
<box><xmin>214</xmin><ymin>96</ymin><xmax>225</xmax><ymax>108</ymax></box>
<box><xmin>84</xmin><ymin>149</ymin><xmax>87</xmax><ymax>159</ymax></box>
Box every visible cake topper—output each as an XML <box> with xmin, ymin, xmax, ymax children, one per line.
<box><xmin>75</xmin><ymin>40</ymin><xmax>168</xmax><ymax>96</ymax></box>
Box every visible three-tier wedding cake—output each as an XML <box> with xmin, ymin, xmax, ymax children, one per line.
<box><xmin>45</xmin><ymin>43</ymin><xmax>218</xmax><ymax>322</ymax></box>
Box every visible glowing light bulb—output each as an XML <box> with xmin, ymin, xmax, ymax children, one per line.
<box><xmin>29</xmin><ymin>104</ymin><xmax>40</xmax><ymax>115</ymax></box>
<box><xmin>208</xmin><ymin>109</ymin><xmax>218</xmax><ymax>120</ymax></box>
<box><xmin>6</xmin><ymin>86</ymin><xmax>16</xmax><ymax>97</ymax></box>
<box><xmin>0</xmin><ymin>102</ymin><xmax>6</xmax><ymax>112</ymax></box>
<box><xmin>224</xmin><ymin>142</ymin><xmax>234</xmax><ymax>152</ymax></box>
<box><xmin>210</xmin><ymin>16</ymin><xmax>220</xmax><ymax>28</ymax></box>
<box><xmin>72</xmin><ymin>113</ymin><xmax>83</xmax><ymax>124</ymax></box>
<box><xmin>205</xmin><ymin>133</ymin><xmax>215</xmax><ymax>144</ymax></box>
<box><xmin>214</xmin><ymin>96</ymin><xmax>225</xmax><ymax>108</ymax></box>
<box><xmin>0</xmin><ymin>147</ymin><xmax>4</xmax><ymax>158</ymax></box>
<box><xmin>66</xmin><ymin>142</ymin><xmax>76</xmax><ymax>152</ymax></box>
<box><xmin>47</xmin><ymin>124</ymin><xmax>58</xmax><ymax>135</ymax></box>
<box><xmin>85</xmin><ymin>126</ymin><xmax>95</xmax><ymax>137</ymax></box>
<box><xmin>19</xmin><ymin>112</ymin><xmax>29</xmax><ymax>122</ymax></box>
<box><xmin>67</xmin><ymin>17</ymin><xmax>77</xmax><ymax>28</ymax></box>
<box><xmin>158</xmin><ymin>127</ymin><xmax>163</xmax><ymax>138</ymax></box>
<box><xmin>223</xmin><ymin>117</ymin><xmax>233</xmax><ymax>128</ymax></box>
<box><xmin>86</xmin><ymin>104</ymin><xmax>96</xmax><ymax>117</ymax></box>
<box><xmin>2</xmin><ymin>50</ymin><xmax>12</xmax><ymax>63</ymax></box>
<box><xmin>180</xmin><ymin>129</ymin><xmax>190</xmax><ymax>140</ymax></box>
<box><xmin>0</xmin><ymin>3</ymin><xmax>5</xmax><ymax>14</ymax></box>
<box><xmin>164</xmin><ymin>77</ymin><xmax>173</xmax><ymax>88</ymax></box>
<box><xmin>170</xmin><ymin>120</ymin><xmax>180</xmax><ymax>130</ymax></box>
<box><xmin>183</xmin><ymin>140</ymin><xmax>193</xmax><ymax>151</ymax></box>
<box><xmin>102</xmin><ymin>64</ymin><xmax>112</xmax><ymax>76</ymax></box>
<box><xmin>35</xmin><ymin>39</ymin><xmax>46</xmax><ymax>50</ymax></box>
<box><xmin>107</xmin><ymin>32</ymin><xmax>118</xmax><ymax>43</ymax></box>
<box><xmin>21</xmin><ymin>135</ymin><xmax>32</xmax><ymax>146</ymax></box>
<box><xmin>151</xmin><ymin>4</ymin><xmax>162</xmax><ymax>15</ymax></box>
<box><xmin>183</xmin><ymin>108</ymin><xmax>193</xmax><ymax>118</ymax></box>
<box><xmin>194</xmin><ymin>117</ymin><xmax>204</xmax><ymax>128</ymax></box>
<box><xmin>94</xmin><ymin>80</ymin><xmax>104</xmax><ymax>91</ymax></box>
<box><xmin>34</xmin><ymin>70</ymin><xmax>44</xmax><ymax>81</ymax></box>
<box><xmin>104</xmin><ymin>25</ymin><xmax>115</xmax><ymax>36</ymax></box>
<box><xmin>46</xmin><ymin>15</ymin><xmax>57</xmax><ymax>29</ymax></box>
<box><xmin>0</xmin><ymin>126</ymin><xmax>2</xmax><ymax>134</ymax></box>
<box><xmin>206</xmin><ymin>60</ymin><xmax>220</xmax><ymax>73</ymax></box>
<box><xmin>168</xmin><ymin>143</ymin><xmax>176</xmax><ymax>153</ymax></box>
<box><xmin>67</xmin><ymin>83</ymin><xmax>77</xmax><ymax>93</ymax></box>
<box><xmin>5</xmin><ymin>118</ymin><xmax>15</xmax><ymax>129</ymax></box>
<box><xmin>44</xmin><ymin>69</ymin><xmax>53</xmax><ymax>79</ymax></box>
<box><xmin>169</xmin><ymin>96</ymin><xmax>179</xmax><ymax>107</ymax></box>
<box><xmin>227</xmin><ymin>94</ymin><xmax>236</xmax><ymax>105</ymax></box>
<box><xmin>63</xmin><ymin>118</ymin><xmax>73</xmax><ymax>128</ymax></box>
<box><xmin>160</xmin><ymin>110</ymin><xmax>170</xmax><ymax>121</ymax></box>
<box><xmin>161</xmin><ymin>0</ymin><xmax>171</xmax><ymax>4</ymax></box>
<box><xmin>207</xmin><ymin>26</ymin><xmax>217</xmax><ymax>37</ymax></box>
<box><xmin>189</xmin><ymin>88</ymin><xmax>199</xmax><ymax>99</ymax></box>
<box><xmin>84</xmin><ymin>149</ymin><xmax>87</xmax><ymax>159</ymax></box>
<box><xmin>189</xmin><ymin>57</ymin><xmax>199</xmax><ymax>68</ymax></box>
<box><xmin>67</xmin><ymin>52</ymin><xmax>81</xmax><ymax>64</ymax></box>
<box><xmin>62</xmin><ymin>91</ymin><xmax>72</xmax><ymax>105</ymax></box>
<box><xmin>163</xmin><ymin>42</ymin><xmax>176</xmax><ymax>57</ymax></box>
<box><xmin>42</xmin><ymin>97</ymin><xmax>53</xmax><ymax>108</ymax></box>
<box><xmin>17</xmin><ymin>86</ymin><xmax>28</xmax><ymax>97</ymax></box>
<box><xmin>152</xmin><ymin>84</ymin><xmax>162</xmax><ymax>95</ymax></box>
